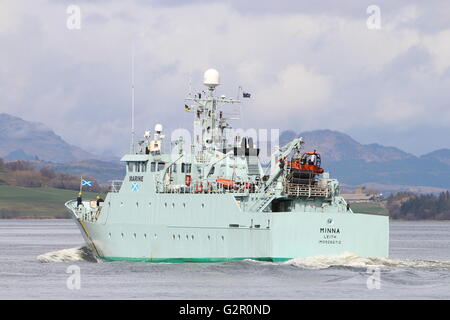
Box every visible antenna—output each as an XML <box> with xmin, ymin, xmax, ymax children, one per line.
<box><xmin>130</xmin><ymin>42</ymin><xmax>135</xmax><ymax>154</ymax></box>
<box><xmin>188</xmin><ymin>64</ymin><xmax>193</xmax><ymax>97</ymax></box>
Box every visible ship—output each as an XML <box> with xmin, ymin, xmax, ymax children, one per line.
<box><xmin>65</xmin><ymin>69</ymin><xmax>389</xmax><ymax>262</ymax></box>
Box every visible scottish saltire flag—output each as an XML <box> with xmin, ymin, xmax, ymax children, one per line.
<box><xmin>81</xmin><ymin>179</ymin><xmax>92</xmax><ymax>187</ymax></box>
<box><xmin>243</xmin><ymin>92</ymin><xmax>251</xmax><ymax>98</ymax></box>
<box><xmin>131</xmin><ymin>182</ymin><xmax>139</xmax><ymax>192</ymax></box>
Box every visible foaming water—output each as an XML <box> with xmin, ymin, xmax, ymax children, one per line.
<box><xmin>283</xmin><ymin>252</ymin><xmax>450</xmax><ymax>270</ymax></box>
<box><xmin>37</xmin><ymin>246</ymin><xmax>98</xmax><ymax>263</ymax></box>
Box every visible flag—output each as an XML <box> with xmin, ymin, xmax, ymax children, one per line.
<box><xmin>243</xmin><ymin>92</ymin><xmax>251</xmax><ymax>98</ymax></box>
<box><xmin>81</xmin><ymin>179</ymin><xmax>92</xmax><ymax>187</ymax></box>
<box><xmin>131</xmin><ymin>182</ymin><xmax>139</xmax><ymax>192</ymax></box>
<box><xmin>184</xmin><ymin>104</ymin><xmax>191</xmax><ymax>111</ymax></box>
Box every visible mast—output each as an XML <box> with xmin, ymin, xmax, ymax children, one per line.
<box><xmin>185</xmin><ymin>69</ymin><xmax>241</xmax><ymax>154</ymax></box>
<box><xmin>130</xmin><ymin>43</ymin><xmax>135</xmax><ymax>154</ymax></box>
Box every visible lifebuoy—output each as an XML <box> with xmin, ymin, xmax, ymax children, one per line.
<box><xmin>185</xmin><ymin>175</ymin><xmax>192</xmax><ymax>187</ymax></box>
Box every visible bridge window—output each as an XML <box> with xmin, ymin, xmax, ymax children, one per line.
<box><xmin>127</xmin><ymin>162</ymin><xmax>134</xmax><ymax>172</ymax></box>
<box><xmin>157</xmin><ymin>162</ymin><xmax>165</xmax><ymax>171</ymax></box>
<box><xmin>150</xmin><ymin>162</ymin><xmax>156</xmax><ymax>172</ymax></box>
<box><xmin>134</xmin><ymin>162</ymin><xmax>147</xmax><ymax>173</ymax></box>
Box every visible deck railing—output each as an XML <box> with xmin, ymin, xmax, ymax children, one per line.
<box><xmin>283</xmin><ymin>182</ymin><xmax>330</xmax><ymax>198</ymax></box>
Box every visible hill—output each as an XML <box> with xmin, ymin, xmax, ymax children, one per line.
<box><xmin>0</xmin><ymin>113</ymin><xmax>101</xmax><ymax>163</ymax></box>
<box><xmin>280</xmin><ymin>129</ymin><xmax>414</xmax><ymax>163</ymax></box>
<box><xmin>421</xmin><ymin>149</ymin><xmax>450</xmax><ymax>166</ymax></box>
<box><xmin>29</xmin><ymin>159</ymin><xmax>124</xmax><ymax>184</ymax></box>
<box><xmin>279</xmin><ymin>129</ymin><xmax>450</xmax><ymax>190</ymax></box>
<box><xmin>0</xmin><ymin>185</ymin><xmax>102</xmax><ymax>218</ymax></box>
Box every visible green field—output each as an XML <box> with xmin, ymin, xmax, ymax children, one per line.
<box><xmin>349</xmin><ymin>201</ymin><xmax>388</xmax><ymax>215</ymax></box>
<box><xmin>0</xmin><ymin>185</ymin><xmax>103</xmax><ymax>218</ymax></box>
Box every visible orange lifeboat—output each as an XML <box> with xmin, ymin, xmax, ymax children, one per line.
<box><xmin>216</xmin><ymin>178</ymin><xmax>235</xmax><ymax>188</ymax></box>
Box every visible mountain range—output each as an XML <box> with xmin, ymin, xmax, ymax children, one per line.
<box><xmin>0</xmin><ymin>113</ymin><xmax>101</xmax><ymax>163</ymax></box>
<box><xmin>280</xmin><ymin>130</ymin><xmax>450</xmax><ymax>190</ymax></box>
<box><xmin>1</xmin><ymin>113</ymin><xmax>449</xmax><ymax>191</ymax></box>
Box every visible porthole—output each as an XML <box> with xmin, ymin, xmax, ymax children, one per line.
<box><xmin>108</xmin><ymin>233</ymin><xmax>112</xmax><ymax>239</ymax></box>
<box><xmin>186</xmin><ymin>235</ymin><xmax>189</xmax><ymax>240</ymax></box>
<box><xmin>172</xmin><ymin>203</ymin><xmax>175</xmax><ymax>208</ymax></box>
<box><xmin>183</xmin><ymin>203</ymin><xmax>186</xmax><ymax>208</ymax></box>
<box><xmin>178</xmin><ymin>234</ymin><xmax>181</xmax><ymax>240</ymax></box>
<box><xmin>221</xmin><ymin>235</ymin><xmax>224</xmax><ymax>241</ymax></box>
<box><xmin>121</xmin><ymin>233</ymin><xmax>124</xmax><ymax>239</ymax></box>
<box><xmin>164</xmin><ymin>203</ymin><xmax>168</xmax><ymax>208</ymax></box>
<box><xmin>154</xmin><ymin>234</ymin><xmax>158</xmax><ymax>239</ymax></box>
<box><xmin>191</xmin><ymin>235</ymin><xmax>194</xmax><ymax>240</ymax></box>
<box><xmin>133</xmin><ymin>233</ymin><xmax>137</xmax><ymax>239</ymax></box>
<box><xmin>144</xmin><ymin>233</ymin><xmax>147</xmax><ymax>239</ymax></box>
<box><xmin>148</xmin><ymin>202</ymin><xmax>151</xmax><ymax>206</ymax></box>
<box><xmin>120</xmin><ymin>202</ymin><xmax>124</xmax><ymax>206</ymax></box>
<box><xmin>172</xmin><ymin>234</ymin><xmax>176</xmax><ymax>240</ymax></box>
<box><xmin>207</xmin><ymin>235</ymin><xmax>211</xmax><ymax>240</ymax></box>
<box><xmin>201</xmin><ymin>203</ymin><xmax>205</xmax><ymax>208</ymax></box>
<box><xmin>136</xmin><ymin>202</ymin><xmax>139</xmax><ymax>207</ymax></box>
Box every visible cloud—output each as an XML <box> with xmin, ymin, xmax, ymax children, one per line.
<box><xmin>254</xmin><ymin>64</ymin><xmax>331</xmax><ymax>128</ymax></box>
<box><xmin>1</xmin><ymin>0</ymin><xmax>450</xmax><ymax>156</ymax></box>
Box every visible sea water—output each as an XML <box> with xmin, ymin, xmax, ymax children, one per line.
<box><xmin>1</xmin><ymin>220</ymin><xmax>450</xmax><ymax>299</ymax></box>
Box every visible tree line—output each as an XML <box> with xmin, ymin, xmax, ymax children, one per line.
<box><xmin>387</xmin><ymin>191</ymin><xmax>450</xmax><ymax>220</ymax></box>
<box><xmin>0</xmin><ymin>158</ymin><xmax>103</xmax><ymax>192</ymax></box>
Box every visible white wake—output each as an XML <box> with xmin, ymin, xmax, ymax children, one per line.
<box><xmin>37</xmin><ymin>246</ymin><xmax>98</xmax><ymax>263</ymax></box>
<box><xmin>284</xmin><ymin>252</ymin><xmax>450</xmax><ymax>270</ymax></box>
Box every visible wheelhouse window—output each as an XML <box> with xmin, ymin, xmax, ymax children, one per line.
<box><xmin>127</xmin><ymin>162</ymin><xmax>134</xmax><ymax>172</ymax></box>
<box><xmin>150</xmin><ymin>162</ymin><xmax>156</xmax><ymax>172</ymax></box>
<box><xmin>157</xmin><ymin>162</ymin><xmax>165</xmax><ymax>171</ymax></box>
<box><xmin>128</xmin><ymin>161</ymin><xmax>148</xmax><ymax>173</ymax></box>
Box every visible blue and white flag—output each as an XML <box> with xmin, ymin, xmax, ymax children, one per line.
<box><xmin>81</xmin><ymin>179</ymin><xmax>92</xmax><ymax>187</ymax></box>
<box><xmin>131</xmin><ymin>182</ymin><xmax>139</xmax><ymax>192</ymax></box>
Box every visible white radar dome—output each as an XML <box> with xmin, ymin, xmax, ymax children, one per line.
<box><xmin>154</xmin><ymin>124</ymin><xmax>163</xmax><ymax>133</ymax></box>
<box><xmin>203</xmin><ymin>69</ymin><xmax>220</xmax><ymax>88</ymax></box>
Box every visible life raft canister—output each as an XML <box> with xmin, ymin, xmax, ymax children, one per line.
<box><xmin>185</xmin><ymin>175</ymin><xmax>192</xmax><ymax>187</ymax></box>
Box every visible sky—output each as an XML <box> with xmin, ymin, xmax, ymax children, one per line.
<box><xmin>1</xmin><ymin>0</ymin><xmax>450</xmax><ymax>157</ymax></box>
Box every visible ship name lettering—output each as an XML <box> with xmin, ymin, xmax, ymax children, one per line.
<box><xmin>129</xmin><ymin>176</ymin><xmax>144</xmax><ymax>182</ymax></box>
<box><xmin>320</xmin><ymin>227</ymin><xmax>340</xmax><ymax>234</ymax></box>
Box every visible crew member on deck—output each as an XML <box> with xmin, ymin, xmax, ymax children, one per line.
<box><xmin>77</xmin><ymin>192</ymin><xmax>83</xmax><ymax>207</ymax></box>
<box><xmin>96</xmin><ymin>195</ymin><xmax>104</xmax><ymax>207</ymax></box>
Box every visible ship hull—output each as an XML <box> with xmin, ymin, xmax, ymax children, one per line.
<box><xmin>67</xmin><ymin>194</ymin><xmax>389</xmax><ymax>262</ymax></box>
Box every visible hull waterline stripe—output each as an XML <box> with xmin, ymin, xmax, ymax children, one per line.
<box><xmin>100</xmin><ymin>256</ymin><xmax>291</xmax><ymax>263</ymax></box>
